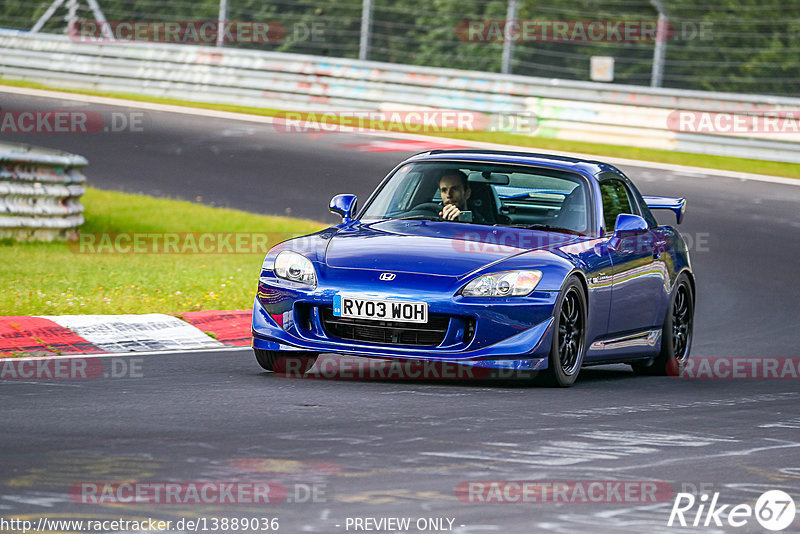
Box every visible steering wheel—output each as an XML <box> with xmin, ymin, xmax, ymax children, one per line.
<box><xmin>403</xmin><ymin>202</ymin><xmax>442</xmax><ymax>218</ymax></box>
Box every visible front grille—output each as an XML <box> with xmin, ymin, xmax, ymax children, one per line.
<box><xmin>320</xmin><ymin>307</ymin><xmax>450</xmax><ymax>347</ymax></box>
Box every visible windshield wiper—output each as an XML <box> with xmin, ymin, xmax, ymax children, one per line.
<box><xmin>495</xmin><ymin>223</ymin><xmax>584</xmax><ymax>236</ymax></box>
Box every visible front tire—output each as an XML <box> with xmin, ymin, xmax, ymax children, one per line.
<box><xmin>632</xmin><ymin>273</ymin><xmax>694</xmax><ymax>376</ymax></box>
<box><xmin>254</xmin><ymin>349</ymin><xmax>318</xmax><ymax>374</ymax></box>
<box><xmin>536</xmin><ymin>276</ymin><xmax>587</xmax><ymax>387</ymax></box>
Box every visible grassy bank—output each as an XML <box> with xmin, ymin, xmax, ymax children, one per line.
<box><xmin>1</xmin><ymin>188</ymin><xmax>325</xmax><ymax>315</ymax></box>
<box><xmin>2</xmin><ymin>77</ymin><xmax>799</xmax><ymax>180</ymax></box>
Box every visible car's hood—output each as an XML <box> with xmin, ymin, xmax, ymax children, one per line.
<box><xmin>324</xmin><ymin>220</ymin><xmax>579</xmax><ymax>278</ymax></box>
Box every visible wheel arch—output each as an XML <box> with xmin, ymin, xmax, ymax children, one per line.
<box><xmin>674</xmin><ymin>267</ymin><xmax>696</xmax><ymax>306</ymax></box>
<box><xmin>683</xmin><ymin>269</ymin><xmax>696</xmax><ymax>302</ymax></box>
<box><xmin>564</xmin><ymin>268</ymin><xmax>590</xmax><ymax>301</ymax></box>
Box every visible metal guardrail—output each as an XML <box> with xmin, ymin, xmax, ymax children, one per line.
<box><xmin>0</xmin><ymin>141</ymin><xmax>87</xmax><ymax>241</ymax></box>
<box><xmin>1</xmin><ymin>30</ymin><xmax>799</xmax><ymax>164</ymax></box>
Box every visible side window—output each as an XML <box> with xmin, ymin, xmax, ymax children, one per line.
<box><xmin>599</xmin><ymin>179</ymin><xmax>636</xmax><ymax>233</ymax></box>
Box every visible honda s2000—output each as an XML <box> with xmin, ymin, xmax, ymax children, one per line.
<box><xmin>251</xmin><ymin>150</ymin><xmax>694</xmax><ymax>386</ymax></box>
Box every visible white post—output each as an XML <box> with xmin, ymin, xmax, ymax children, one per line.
<box><xmin>649</xmin><ymin>0</ymin><xmax>668</xmax><ymax>87</ymax></box>
<box><xmin>217</xmin><ymin>0</ymin><xmax>228</xmax><ymax>47</ymax></box>
<box><xmin>359</xmin><ymin>0</ymin><xmax>373</xmax><ymax>61</ymax></box>
<box><xmin>501</xmin><ymin>0</ymin><xmax>519</xmax><ymax>74</ymax></box>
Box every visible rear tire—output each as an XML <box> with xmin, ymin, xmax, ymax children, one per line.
<box><xmin>631</xmin><ymin>273</ymin><xmax>694</xmax><ymax>376</ymax></box>
<box><xmin>254</xmin><ymin>349</ymin><xmax>318</xmax><ymax>374</ymax></box>
<box><xmin>535</xmin><ymin>276</ymin><xmax>587</xmax><ymax>387</ymax></box>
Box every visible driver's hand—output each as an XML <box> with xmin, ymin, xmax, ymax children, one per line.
<box><xmin>440</xmin><ymin>204</ymin><xmax>461</xmax><ymax>221</ymax></box>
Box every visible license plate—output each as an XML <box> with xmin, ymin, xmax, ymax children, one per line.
<box><xmin>333</xmin><ymin>295</ymin><xmax>428</xmax><ymax>323</ymax></box>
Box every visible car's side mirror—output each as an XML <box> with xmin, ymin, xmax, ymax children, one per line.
<box><xmin>614</xmin><ymin>213</ymin><xmax>648</xmax><ymax>236</ymax></box>
<box><xmin>609</xmin><ymin>213</ymin><xmax>648</xmax><ymax>250</ymax></box>
<box><xmin>329</xmin><ymin>194</ymin><xmax>358</xmax><ymax>224</ymax></box>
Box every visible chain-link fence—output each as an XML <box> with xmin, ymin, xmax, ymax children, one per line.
<box><xmin>3</xmin><ymin>0</ymin><xmax>799</xmax><ymax>96</ymax></box>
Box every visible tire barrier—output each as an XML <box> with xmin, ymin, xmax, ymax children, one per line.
<box><xmin>0</xmin><ymin>140</ymin><xmax>87</xmax><ymax>241</ymax></box>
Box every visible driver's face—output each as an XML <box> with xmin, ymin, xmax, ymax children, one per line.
<box><xmin>439</xmin><ymin>175</ymin><xmax>470</xmax><ymax>210</ymax></box>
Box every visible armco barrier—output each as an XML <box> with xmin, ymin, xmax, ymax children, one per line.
<box><xmin>0</xmin><ymin>141</ymin><xmax>87</xmax><ymax>241</ymax></box>
<box><xmin>1</xmin><ymin>30</ymin><xmax>799</xmax><ymax>163</ymax></box>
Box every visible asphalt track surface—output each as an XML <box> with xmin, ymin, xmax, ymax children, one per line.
<box><xmin>2</xmin><ymin>91</ymin><xmax>800</xmax><ymax>533</ymax></box>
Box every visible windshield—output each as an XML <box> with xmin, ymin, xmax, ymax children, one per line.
<box><xmin>362</xmin><ymin>161</ymin><xmax>591</xmax><ymax>235</ymax></box>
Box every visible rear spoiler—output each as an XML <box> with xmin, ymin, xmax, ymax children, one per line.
<box><xmin>643</xmin><ymin>196</ymin><xmax>686</xmax><ymax>224</ymax></box>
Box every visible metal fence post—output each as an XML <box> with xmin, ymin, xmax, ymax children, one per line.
<box><xmin>359</xmin><ymin>0</ymin><xmax>373</xmax><ymax>61</ymax></box>
<box><xmin>650</xmin><ymin>0</ymin><xmax>667</xmax><ymax>87</ymax></box>
<box><xmin>501</xmin><ymin>0</ymin><xmax>519</xmax><ymax>74</ymax></box>
<box><xmin>65</xmin><ymin>0</ymin><xmax>78</xmax><ymax>32</ymax></box>
<box><xmin>31</xmin><ymin>0</ymin><xmax>67</xmax><ymax>33</ymax></box>
<box><xmin>217</xmin><ymin>0</ymin><xmax>228</xmax><ymax>47</ymax></box>
<box><xmin>85</xmin><ymin>0</ymin><xmax>114</xmax><ymax>40</ymax></box>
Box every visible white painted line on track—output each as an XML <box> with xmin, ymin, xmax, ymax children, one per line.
<box><xmin>2</xmin><ymin>84</ymin><xmax>798</xmax><ymax>187</ymax></box>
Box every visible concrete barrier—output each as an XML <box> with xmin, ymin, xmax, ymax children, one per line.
<box><xmin>1</xmin><ymin>30</ymin><xmax>799</xmax><ymax>163</ymax></box>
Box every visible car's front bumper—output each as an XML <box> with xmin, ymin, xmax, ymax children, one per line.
<box><xmin>251</xmin><ymin>279</ymin><xmax>557</xmax><ymax>370</ymax></box>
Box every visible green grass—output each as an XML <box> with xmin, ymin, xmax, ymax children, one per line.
<box><xmin>3</xmin><ymin>77</ymin><xmax>799</xmax><ymax>179</ymax></box>
<box><xmin>0</xmin><ymin>188</ymin><xmax>325</xmax><ymax>315</ymax></box>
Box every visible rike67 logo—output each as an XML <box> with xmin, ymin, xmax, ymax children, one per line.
<box><xmin>668</xmin><ymin>490</ymin><xmax>796</xmax><ymax>531</ymax></box>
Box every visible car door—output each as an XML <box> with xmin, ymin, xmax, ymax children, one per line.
<box><xmin>599</xmin><ymin>177</ymin><xmax>667</xmax><ymax>336</ymax></box>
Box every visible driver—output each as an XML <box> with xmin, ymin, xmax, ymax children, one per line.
<box><xmin>438</xmin><ymin>170</ymin><xmax>483</xmax><ymax>223</ymax></box>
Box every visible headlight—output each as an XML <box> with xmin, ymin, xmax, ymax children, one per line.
<box><xmin>462</xmin><ymin>270</ymin><xmax>542</xmax><ymax>297</ymax></box>
<box><xmin>273</xmin><ymin>251</ymin><xmax>317</xmax><ymax>286</ymax></box>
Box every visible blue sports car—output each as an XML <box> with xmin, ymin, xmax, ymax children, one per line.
<box><xmin>251</xmin><ymin>150</ymin><xmax>694</xmax><ymax>386</ymax></box>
